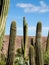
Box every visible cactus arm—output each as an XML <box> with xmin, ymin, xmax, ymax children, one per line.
<box><xmin>35</xmin><ymin>22</ymin><xmax>44</xmax><ymax>65</ymax></box>
<box><xmin>29</xmin><ymin>45</ymin><xmax>36</xmax><ymax>65</ymax></box>
<box><xmin>6</xmin><ymin>21</ymin><xmax>16</xmax><ymax>65</ymax></box>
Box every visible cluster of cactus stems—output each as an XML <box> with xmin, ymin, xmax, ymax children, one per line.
<box><xmin>0</xmin><ymin>0</ymin><xmax>10</xmax><ymax>61</ymax></box>
<box><xmin>29</xmin><ymin>22</ymin><xmax>44</xmax><ymax>65</ymax></box>
<box><xmin>6</xmin><ymin>20</ymin><xmax>48</xmax><ymax>65</ymax></box>
<box><xmin>0</xmin><ymin>1</ymin><xmax>49</xmax><ymax>64</ymax></box>
<box><xmin>6</xmin><ymin>21</ymin><xmax>16</xmax><ymax>65</ymax></box>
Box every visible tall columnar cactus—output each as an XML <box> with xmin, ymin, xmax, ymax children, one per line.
<box><xmin>23</xmin><ymin>17</ymin><xmax>28</xmax><ymax>47</ymax></box>
<box><xmin>46</xmin><ymin>32</ymin><xmax>49</xmax><ymax>51</ymax></box>
<box><xmin>23</xmin><ymin>17</ymin><xmax>28</xmax><ymax>58</ymax></box>
<box><xmin>29</xmin><ymin>38</ymin><xmax>36</xmax><ymax>65</ymax></box>
<box><xmin>6</xmin><ymin>21</ymin><xmax>16</xmax><ymax>65</ymax></box>
<box><xmin>0</xmin><ymin>0</ymin><xmax>10</xmax><ymax>60</ymax></box>
<box><xmin>35</xmin><ymin>22</ymin><xmax>44</xmax><ymax>65</ymax></box>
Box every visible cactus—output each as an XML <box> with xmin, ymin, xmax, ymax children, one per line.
<box><xmin>35</xmin><ymin>22</ymin><xmax>44</xmax><ymax>65</ymax></box>
<box><xmin>6</xmin><ymin>21</ymin><xmax>16</xmax><ymax>65</ymax></box>
<box><xmin>0</xmin><ymin>0</ymin><xmax>3</xmax><ymax>15</ymax></box>
<box><xmin>44</xmin><ymin>32</ymin><xmax>49</xmax><ymax>65</ymax></box>
<box><xmin>29</xmin><ymin>44</ymin><xmax>36</xmax><ymax>65</ymax></box>
<box><xmin>23</xmin><ymin>17</ymin><xmax>28</xmax><ymax>46</ymax></box>
<box><xmin>46</xmin><ymin>31</ymin><xmax>49</xmax><ymax>51</ymax></box>
<box><xmin>0</xmin><ymin>0</ymin><xmax>10</xmax><ymax>61</ymax></box>
<box><xmin>21</xmin><ymin>38</ymin><xmax>24</xmax><ymax>55</ymax></box>
<box><xmin>0</xmin><ymin>0</ymin><xmax>10</xmax><ymax>49</ymax></box>
<box><xmin>23</xmin><ymin>17</ymin><xmax>28</xmax><ymax>59</ymax></box>
<box><xmin>31</xmin><ymin>38</ymin><xmax>34</xmax><ymax>46</ymax></box>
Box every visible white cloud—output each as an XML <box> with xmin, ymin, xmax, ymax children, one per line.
<box><xmin>16</xmin><ymin>3</ymin><xmax>33</xmax><ymax>8</ymax></box>
<box><xmin>42</xmin><ymin>27</ymin><xmax>49</xmax><ymax>30</ymax></box>
<box><xmin>16</xmin><ymin>1</ymin><xmax>49</xmax><ymax>13</ymax></box>
<box><xmin>28</xmin><ymin>26</ymin><xmax>49</xmax><ymax>31</ymax></box>
<box><xmin>28</xmin><ymin>26</ymin><xmax>36</xmax><ymax>31</ymax></box>
<box><xmin>17</xmin><ymin>27</ymin><xmax>23</xmax><ymax>31</ymax></box>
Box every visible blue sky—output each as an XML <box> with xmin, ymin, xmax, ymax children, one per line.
<box><xmin>5</xmin><ymin>0</ymin><xmax>49</xmax><ymax>36</ymax></box>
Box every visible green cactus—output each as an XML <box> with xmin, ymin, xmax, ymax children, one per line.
<box><xmin>23</xmin><ymin>17</ymin><xmax>27</xmax><ymax>29</ymax></box>
<box><xmin>0</xmin><ymin>0</ymin><xmax>3</xmax><ymax>15</ymax></box>
<box><xmin>44</xmin><ymin>32</ymin><xmax>49</xmax><ymax>65</ymax></box>
<box><xmin>46</xmin><ymin>32</ymin><xmax>49</xmax><ymax>51</ymax></box>
<box><xmin>29</xmin><ymin>45</ymin><xmax>36</xmax><ymax>65</ymax></box>
<box><xmin>21</xmin><ymin>38</ymin><xmax>24</xmax><ymax>55</ymax></box>
<box><xmin>23</xmin><ymin>17</ymin><xmax>27</xmax><ymax>46</ymax></box>
<box><xmin>6</xmin><ymin>21</ymin><xmax>16</xmax><ymax>65</ymax></box>
<box><xmin>23</xmin><ymin>17</ymin><xmax>28</xmax><ymax>59</ymax></box>
<box><xmin>0</xmin><ymin>0</ymin><xmax>10</xmax><ymax>61</ymax></box>
<box><xmin>31</xmin><ymin>38</ymin><xmax>34</xmax><ymax>46</ymax></box>
<box><xmin>35</xmin><ymin>22</ymin><xmax>44</xmax><ymax>65</ymax></box>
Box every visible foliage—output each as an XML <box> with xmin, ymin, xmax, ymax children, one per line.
<box><xmin>15</xmin><ymin>48</ymin><xmax>29</xmax><ymax>65</ymax></box>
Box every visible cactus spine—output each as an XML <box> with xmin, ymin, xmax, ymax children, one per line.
<box><xmin>29</xmin><ymin>38</ymin><xmax>36</xmax><ymax>65</ymax></box>
<box><xmin>35</xmin><ymin>22</ymin><xmax>44</xmax><ymax>65</ymax></box>
<box><xmin>6</xmin><ymin>21</ymin><xmax>16</xmax><ymax>65</ymax></box>
<box><xmin>0</xmin><ymin>0</ymin><xmax>10</xmax><ymax>61</ymax></box>
<box><xmin>23</xmin><ymin>17</ymin><xmax>28</xmax><ymax>58</ymax></box>
<box><xmin>46</xmin><ymin>32</ymin><xmax>49</xmax><ymax>51</ymax></box>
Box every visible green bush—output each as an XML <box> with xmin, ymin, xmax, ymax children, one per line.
<box><xmin>15</xmin><ymin>48</ymin><xmax>29</xmax><ymax>65</ymax></box>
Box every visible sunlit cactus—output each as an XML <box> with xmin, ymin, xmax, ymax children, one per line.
<box><xmin>23</xmin><ymin>17</ymin><xmax>27</xmax><ymax>47</ymax></box>
<box><xmin>29</xmin><ymin>45</ymin><xmax>36</xmax><ymax>65</ymax></box>
<box><xmin>29</xmin><ymin>38</ymin><xmax>36</xmax><ymax>65</ymax></box>
<box><xmin>23</xmin><ymin>17</ymin><xmax>28</xmax><ymax>59</ymax></box>
<box><xmin>35</xmin><ymin>22</ymin><xmax>44</xmax><ymax>65</ymax></box>
<box><xmin>0</xmin><ymin>0</ymin><xmax>10</xmax><ymax>61</ymax></box>
<box><xmin>6</xmin><ymin>21</ymin><xmax>16</xmax><ymax>65</ymax></box>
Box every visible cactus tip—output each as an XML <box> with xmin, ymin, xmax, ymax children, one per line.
<box><xmin>37</xmin><ymin>21</ymin><xmax>42</xmax><ymax>32</ymax></box>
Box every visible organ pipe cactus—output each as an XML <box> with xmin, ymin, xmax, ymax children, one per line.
<box><xmin>23</xmin><ymin>17</ymin><xmax>28</xmax><ymax>59</ymax></box>
<box><xmin>29</xmin><ymin>38</ymin><xmax>36</xmax><ymax>65</ymax></box>
<box><xmin>6</xmin><ymin>21</ymin><xmax>16</xmax><ymax>65</ymax></box>
<box><xmin>46</xmin><ymin>31</ymin><xmax>49</xmax><ymax>51</ymax></box>
<box><xmin>0</xmin><ymin>0</ymin><xmax>10</xmax><ymax>61</ymax></box>
<box><xmin>35</xmin><ymin>22</ymin><xmax>44</xmax><ymax>65</ymax></box>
